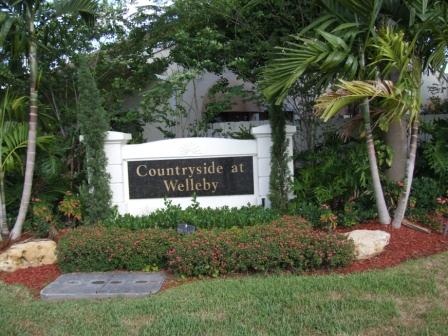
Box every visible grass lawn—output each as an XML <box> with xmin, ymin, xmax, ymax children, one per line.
<box><xmin>1</xmin><ymin>252</ymin><xmax>447</xmax><ymax>336</ymax></box>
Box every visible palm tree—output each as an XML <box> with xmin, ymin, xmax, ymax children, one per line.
<box><xmin>316</xmin><ymin>2</ymin><xmax>448</xmax><ymax>228</ymax></box>
<box><xmin>0</xmin><ymin>91</ymin><xmax>51</xmax><ymax>240</ymax></box>
<box><xmin>263</xmin><ymin>0</ymin><xmax>448</xmax><ymax>228</ymax></box>
<box><xmin>0</xmin><ymin>0</ymin><xmax>95</xmax><ymax>240</ymax></box>
<box><xmin>262</xmin><ymin>0</ymin><xmax>392</xmax><ymax>224</ymax></box>
<box><xmin>381</xmin><ymin>2</ymin><xmax>448</xmax><ymax>228</ymax></box>
<box><xmin>0</xmin><ymin>93</ymin><xmax>28</xmax><ymax>239</ymax></box>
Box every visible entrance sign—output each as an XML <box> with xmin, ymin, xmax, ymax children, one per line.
<box><xmin>128</xmin><ymin>156</ymin><xmax>254</xmax><ymax>199</ymax></box>
<box><xmin>104</xmin><ymin>125</ymin><xmax>296</xmax><ymax>215</ymax></box>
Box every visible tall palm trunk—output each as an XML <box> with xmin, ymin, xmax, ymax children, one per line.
<box><xmin>360</xmin><ymin>99</ymin><xmax>391</xmax><ymax>224</ymax></box>
<box><xmin>385</xmin><ymin>118</ymin><xmax>407</xmax><ymax>182</ymax></box>
<box><xmin>392</xmin><ymin>119</ymin><xmax>419</xmax><ymax>228</ymax></box>
<box><xmin>0</xmin><ymin>171</ymin><xmax>8</xmax><ymax>240</ymax></box>
<box><xmin>359</xmin><ymin>49</ymin><xmax>390</xmax><ymax>225</ymax></box>
<box><xmin>10</xmin><ymin>8</ymin><xmax>38</xmax><ymax>241</ymax></box>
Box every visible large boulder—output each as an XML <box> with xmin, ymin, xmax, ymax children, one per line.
<box><xmin>344</xmin><ymin>230</ymin><xmax>390</xmax><ymax>260</ymax></box>
<box><xmin>0</xmin><ymin>239</ymin><xmax>57</xmax><ymax>272</ymax></box>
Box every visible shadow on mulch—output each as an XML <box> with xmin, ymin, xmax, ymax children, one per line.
<box><xmin>1</xmin><ymin>219</ymin><xmax>447</xmax><ymax>297</ymax></box>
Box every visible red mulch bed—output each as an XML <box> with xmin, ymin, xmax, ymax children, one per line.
<box><xmin>1</xmin><ymin>221</ymin><xmax>447</xmax><ymax>297</ymax></box>
<box><xmin>334</xmin><ymin>221</ymin><xmax>448</xmax><ymax>274</ymax></box>
<box><xmin>0</xmin><ymin>264</ymin><xmax>60</xmax><ymax>296</ymax></box>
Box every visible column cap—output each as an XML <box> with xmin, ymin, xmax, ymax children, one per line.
<box><xmin>105</xmin><ymin>131</ymin><xmax>132</xmax><ymax>142</ymax></box>
<box><xmin>251</xmin><ymin>124</ymin><xmax>296</xmax><ymax>136</ymax></box>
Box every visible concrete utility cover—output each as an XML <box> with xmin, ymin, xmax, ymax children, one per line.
<box><xmin>41</xmin><ymin>272</ymin><xmax>166</xmax><ymax>300</ymax></box>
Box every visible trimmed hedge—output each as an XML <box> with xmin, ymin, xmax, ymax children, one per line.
<box><xmin>104</xmin><ymin>202</ymin><xmax>279</xmax><ymax>230</ymax></box>
<box><xmin>58</xmin><ymin>227</ymin><xmax>177</xmax><ymax>272</ymax></box>
<box><xmin>57</xmin><ymin>222</ymin><xmax>355</xmax><ymax>276</ymax></box>
<box><xmin>167</xmin><ymin>222</ymin><xmax>354</xmax><ymax>276</ymax></box>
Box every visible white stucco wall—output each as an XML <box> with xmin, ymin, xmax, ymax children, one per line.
<box><xmin>105</xmin><ymin>125</ymin><xmax>296</xmax><ymax>215</ymax></box>
<box><xmin>421</xmin><ymin>72</ymin><xmax>448</xmax><ymax>104</ymax></box>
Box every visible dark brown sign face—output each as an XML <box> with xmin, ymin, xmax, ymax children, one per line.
<box><xmin>127</xmin><ymin>156</ymin><xmax>254</xmax><ymax>199</ymax></box>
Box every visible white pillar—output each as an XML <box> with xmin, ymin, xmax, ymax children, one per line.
<box><xmin>251</xmin><ymin>124</ymin><xmax>296</xmax><ymax>207</ymax></box>
<box><xmin>104</xmin><ymin>131</ymin><xmax>132</xmax><ymax>214</ymax></box>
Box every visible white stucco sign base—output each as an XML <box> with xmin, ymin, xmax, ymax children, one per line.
<box><xmin>104</xmin><ymin>124</ymin><xmax>296</xmax><ymax>215</ymax></box>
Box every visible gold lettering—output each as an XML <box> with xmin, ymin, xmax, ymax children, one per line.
<box><xmin>166</xmin><ymin>167</ymin><xmax>174</xmax><ymax>176</ymax></box>
<box><xmin>163</xmin><ymin>180</ymin><xmax>178</xmax><ymax>191</ymax></box>
<box><xmin>239</xmin><ymin>163</ymin><xmax>245</xmax><ymax>173</ymax></box>
<box><xmin>182</xmin><ymin>167</ymin><xmax>188</xmax><ymax>175</ymax></box>
<box><xmin>231</xmin><ymin>164</ymin><xmax>238</xmax><ymax>173</ymax></box>
<box><xmin>187</xmin><ymin>166</ymin><xmax>195</xmax><ymax>178</ymax></box>
<box><xmin>175</xmin><ymin>166</ymin><xmax>181</xmax><ymax>175</ymax></box>
<box><xmin>207</xmin><ymin>161</ymin><xmax>216</xmax><ymax>174</ymax></box>
<box><xmin>177</xmin><ymin>182</ymin><xmax>185</xmax><ymax>191</ymax></box>
<box><xmin>148</xmin><ymin>168</ymin><xmax>157</xmax><ymax>177</ymax></box>
<box><xmin>187</xmin><ymin>178</ymin><xmax>193</xmax><ymax>191</ymax></box>
<box><xmin>136</xmin><ymin>165</ymin><xmax>148</xmax><ymax>177</ymax></box>
<box><xmin>195</xmin><ymin>182</ymin><xmax>202</xmax><ymax>191</ymax></box>
<box><xmin>216</xmin><ymin>165</ymin><xmax>223</xmax><ymax>174</ymax></box>
<box><xmin>211</xmin><ymin>181</ymin><xmax>219</xmax><ymax>193</ymax></box>
<box><xmin>202</xmin><ymin>178</ymin><xmax>210</xmax><ymax>191</ymax></box>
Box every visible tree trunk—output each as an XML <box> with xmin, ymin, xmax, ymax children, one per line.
<box><xmin>385</xmin><ymin>118</ymin><xmax>408</xmax><ymax>182</ymax></box>
<box><xmin>392</xmin><ymin>119</ymin><xmax>419</xmax><ymax>229</ymax></box>
<box><xmin>0</xmin><ymin>171</ymin><xmax>8</xmax><ymax>240</ymax></box>
<box><xmin>360</xmin><ymin>99</ymin><xmax>391</xmax><ymax>225</ymax></box>
<box><xmin>10</xmin><ymin>10</ymin><xmax>38</xmax><ymax>241</ymax></box>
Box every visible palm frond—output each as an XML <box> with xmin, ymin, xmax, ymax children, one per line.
<box><xmin>369</xmin><ymin>27</ymin><xmax>422</xmax><ymax>122</ymax></box>
<box><xmin>314</xmin><ymin>79</ymin><xmax>419</xmax><ymax>127</ymax></box>
<box><xmin>1</xmin><ymin>121</ymin><xmax>28</xmax><ymax>172</ymax></box>
<box><xmin>262</xmin><ymin>25</ymin><xmax>362</xmax><ymax>104</ymax></box>
<box><xmin>322</xmin><ymin>0</ymin><xmax>383</xmax><ymax>23</ymax></box>
<box><xmin>0</xmin><ymin>14</ymin><xmax>17</xmax><ymax>47</ymax></box>
<box><xmin>53</xmin><ymin>0</ymin><xmax>96</xmax><ymax>26</ymax></box>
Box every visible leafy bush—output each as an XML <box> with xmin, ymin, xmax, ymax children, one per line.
<box><xmin>290</xmin><ymin>137</ymin><xmax>389</xmax><ymax>228</ymax></box>
<box><xmin>58</xmin><ymin>191</ymin><xmax>82</xmax><ymax>225</ymax></box>
<box><xmin>57</xmin><ymin>221</ymin><xmax>355</xmax><ymax>275</ymax></box>
<box><xmin>104</xmin><ymin>199</ymin><xmax>279</xmax><ymax>230</ymax></box>
<box><xmin>58</xmin><ymin>226</ymin><xmax>177</xmax><ymax>272</ymax></box>
<box><xmin>410</xmin><ymin>177</ymin><xmax>441</xmax><ymax>211</ymax></box>
<box><xmin>420</xmin><ymin>119</ymin><xmax>448</xmax><ymax>181</ymax></box>
<box><xmin>167</xmin><ymin>222</ymin><xmax>354</xmax><ymax>276</ymax></box>
<box><xmin>407</xmin><ymin>207</ymin><xmax>442</xmax><ymax>231</ymax></box>
<box><xmin>24</xmin><ymin>198</ymin><xmax>57</xmax><ymax>238</ymax></box>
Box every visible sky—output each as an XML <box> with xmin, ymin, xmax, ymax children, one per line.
<box><xmin>127</xmin><ymin>0</ymin><xmax>171</xmax><ymax>15</ymax></box>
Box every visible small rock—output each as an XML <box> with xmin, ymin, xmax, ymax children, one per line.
<box><xmin>344</xmin><ymin>230</ymin><xmax>390</xmax><ymax>260</ymax></box>
<box><xmin>0</xmin><ymin>239</ymin><xmax>57</xmax><ymax>272</ymax></box>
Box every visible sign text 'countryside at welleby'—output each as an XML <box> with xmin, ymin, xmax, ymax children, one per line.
<box><xmin>127</xmin><ymin>156</ymin><xmax>254</xmax><ymax>199</ymax></box>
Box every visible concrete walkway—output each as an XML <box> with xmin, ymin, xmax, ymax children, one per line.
<box><xmin>41</xmin><ymin>272</ymin><xmax>166</xmax><ymax>300</ymax></box>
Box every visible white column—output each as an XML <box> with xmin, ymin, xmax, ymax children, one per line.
<box><xmin>104</xmin><ymin>131</ymin><xmax>132</xmax><ymax>214</ymax></box>
<box><xmin>251</xmin><ymin>124</ymin><xmax>296</xmax><ymax>207</ymax></box>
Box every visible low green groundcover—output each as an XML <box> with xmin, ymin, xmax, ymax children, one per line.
<box><xmin>58</xmin><ymin>220</ymin><xmax>354</xmax><ymax>276</ymax></box>
<box><xmin>103</xmin><ymin>202</ymin><xmax>280</xmax><ymax>230</ymax></box>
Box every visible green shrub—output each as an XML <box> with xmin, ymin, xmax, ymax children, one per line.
<box><xmin>290</xmin><ymin>137</ymin><xmax>389</xmax><ymax>228</ymax></box>
<box><xmin>77</xmin><ymin>58</ymin><xmax>112</xmax><ymax>224</ymax></box>
<box><xmin>57</xmin><ymin>226</ymin><xmax>177</xmax><ymax>272</ymax></box>
<box><xmin>289</xmin><ymin>202</ymin><xmax>322</xmax><ymax>227</ymax></box>
<box><xmin>408</xmin><ymin>208</ymin><xmax>442</xmax><ymax>232</ymax></box>
<box><xmin>104</xmin><ymin>199</ymin><xmax>279</xmax><ymax>230</ymax></box>
<box><xmin>167</xmin><ymin>222</ymin><xmax>354</xmax><ymax>277</ymax></box>
<box><xmin>289</xmin><ymin>200</ymin><xmax>375</xmax><ymax>229</ymax></box>
<box><xmin>422</xmin><ymin>119</ymin><xmax>448</xmax><ymax>179</ymax></box>
<box><xmin>58</xmin><ymin>221</ymin><xmax>354</xmax><ymax>276</ymax></box>
<box><xmin>24</xmin><ymin>199</ymin><xmax>57</xmax><ymax>238</ymax></box>
<box><xmin>411</xmin><ymin>177</ymin><xmax>442</xmax><ymax>211</ymax></box>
